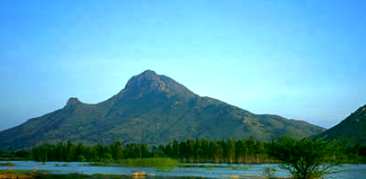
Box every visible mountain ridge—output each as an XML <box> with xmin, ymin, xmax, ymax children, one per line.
<box><xmin>319</xmin><ymin>104</ymin><xmax>366</xmax><ymax>145</ymax></box>
<box><xmin>0</xmin><ymin>70</ymin><xmax>324</xmax><ymax>149</ymax></box>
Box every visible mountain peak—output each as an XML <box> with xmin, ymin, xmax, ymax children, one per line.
<box><xmin>129</xmin><ymin>70</ymin><xmax>159</xmax><ymax>82</ymax></box>
<box><xmin>66</xmin><ymin>97</ymin><xmax>81</xmax><ymax>106</ymax></box>
<box><xmin>124</xmin><ymin>70</ymin><xmax>163</xmax><ymax>90</ymax></box>
<box><xmin>118</xmin><ymin>70</ymin><xmax>196</xmax><ymax>100</ymax></box>
<box><xmin>140</xmin><ymin>69</ymin><xmax>158</xmax><ymax>77</ymax></box>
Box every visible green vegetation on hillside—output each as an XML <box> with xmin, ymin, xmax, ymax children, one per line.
<box><xmin>0</xmin><ymin>70</ymin><xmax>323</xmax><ymax>149</ymax></box>
<box><xmin>319</xmin><ymin>105</ymin><xmax>366</xmax><ymax>145</ymax></box>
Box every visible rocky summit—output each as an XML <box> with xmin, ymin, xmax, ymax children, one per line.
<box><xmin>0</xmin><ymin>70</ymin><xmax>324</xmax><ymax>149</ymax></box>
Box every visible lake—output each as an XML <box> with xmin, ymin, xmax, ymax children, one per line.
<box><xmin>1</xmin><ymin>161</ymin><xmax>366</xmax><ymax>178</ymax></box>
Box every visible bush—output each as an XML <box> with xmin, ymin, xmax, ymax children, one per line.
<box><xmin>268</xmin><ymin>137</ymin><xmax>342</xmax><ymax>179</ymax></box>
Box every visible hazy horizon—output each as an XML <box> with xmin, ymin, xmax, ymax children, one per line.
<box><xmin>1</xmin><ymin>0</ymin><xmax>366</xmax><ymax>130</ymax></box>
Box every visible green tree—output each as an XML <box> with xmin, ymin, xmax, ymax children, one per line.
<box><xmin>268</xmin><ymin>137</ymin><xmax>342</xmax><ymax>179</ymax></box>
<box><xmin>110</xmin><ymin>142</ymin><xmax>124</xmax><ymax>160</ymax></box>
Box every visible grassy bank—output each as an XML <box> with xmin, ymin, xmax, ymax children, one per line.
<box><xmin>0</xmin><ymin>170</ymin><xmax>204</xmax><ymax>179</ymax></box>
<box><xmin>0</xmin><ymin>170</ymin><xmax>43</xmax><ymax>179</ymax></box>
<box><xmin>90</xmin><ymin>157</ymin><xmax>179</xmax><ymax>171</ymax></box>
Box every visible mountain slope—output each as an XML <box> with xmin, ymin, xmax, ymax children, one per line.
<box><xmin>0</xmin><ymin>70</ymin><xmax>324</xmax><ymax>149</ymax></box>
<box><xmin>319</xmin><ymin>105</ymin><xmax>366</xmax><ymax>145</ymax></box>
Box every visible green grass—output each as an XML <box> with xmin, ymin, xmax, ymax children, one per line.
<box><xmin>0</xmin><ymin>170</ymin><xmax>26</xmax><ymax>174</ymax></box>
<box><xmin>229</xmin><ymin>165</ymin><xmax>251</xmax><ymax>170</ymax></box>
<box><xmin>0</xmin><ymin>170</ymin><xmax>126</xmax><ymax>179</ymax></box>
<box><xmin>0</xmin><ymin>169</ymin><xmax>41</xmax><ymax>175</ymax></box>
<box><xmin>0</xmin><ymin>169</ymin><xmax>51</xmax><ymax>173</ymax></box>
<box><xmin>0</xmin><ymin>162</ymin><xmax>15</xmax><ymax>166</ymax></box>
<box><xmin>89</xmin><ymin>158</ymin><xmax>179</xmax><ymax>171</ymax></box>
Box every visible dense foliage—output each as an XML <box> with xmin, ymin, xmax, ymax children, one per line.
<box><xmin>28</xmin><ymin>139</ymin><xmax>271</xmax><ymax>163</ymax></box>
<box><xmin>1</xmin><ymin>138</ymin><xmax>365</xmax><ymax>164</ymax></box>
<box><xmin>268</xmin><ymin>138</ymin><xmax>344</xmax><ymax>179</ymax></box>
<box><xmin>158</xmin><ymin>138</ymin><xmax>271</xmax><ymax>163</ymax></box>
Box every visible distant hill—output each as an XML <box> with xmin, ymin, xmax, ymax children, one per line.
<box><xmin>319</xmin><ymin>105</ymin><xmax>366</xmax><ymax>145</ymax></box>
<box><xmin>0</xmin><ymin>70</ymin><xmax>324</xmax><ymax>149</ymax></box>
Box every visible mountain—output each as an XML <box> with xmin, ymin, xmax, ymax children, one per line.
<box><xmin>319</xmin><ymin>105</ymin><xmax>366</xmax><ymax>145</ymax></box>
<box><xmin>0</xmin><ymin>70</ymin><xmax>324</xmax><ymax>149</ymax></box>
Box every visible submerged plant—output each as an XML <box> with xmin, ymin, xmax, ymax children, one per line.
<box><xmin>262</xmin><ymin>167</ymin><xmax>277</xmax><ymax>179</ymax></box>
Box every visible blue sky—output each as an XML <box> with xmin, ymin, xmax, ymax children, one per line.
<box><xmin>1</xmin><ymin>0</ymin><xmax>366</xmax><ymax>130</ymax></box>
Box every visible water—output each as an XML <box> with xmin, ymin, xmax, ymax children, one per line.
<box><xmin>1</xmin><ymin>161</ymin><xmax>366</xmax><ymax>178</ymax></box>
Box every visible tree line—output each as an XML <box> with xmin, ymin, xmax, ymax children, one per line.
<box><xmin>1</xmin><ymin>138</ymin><xmax>365</xmax><ymax>163</ymax></box>
<box><xmin>29</xmin><ymin>138</ymin><xmax>272</xmax><ymax>163</ymax></box>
